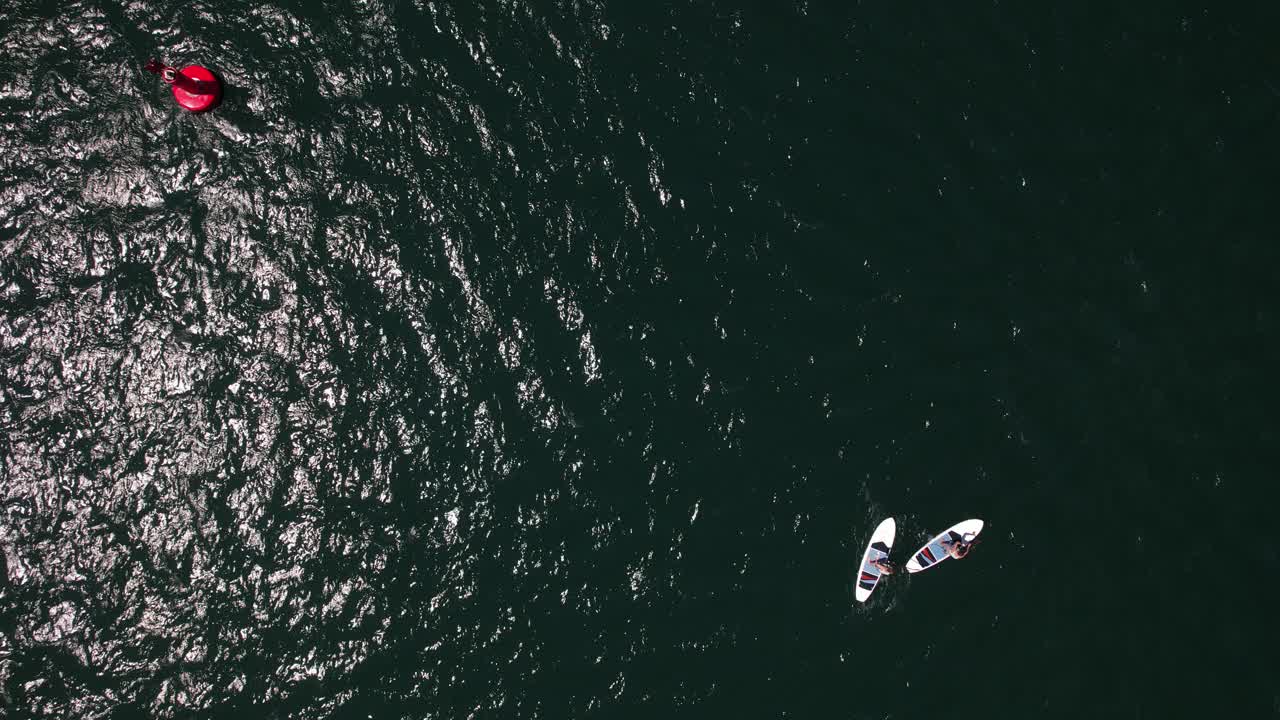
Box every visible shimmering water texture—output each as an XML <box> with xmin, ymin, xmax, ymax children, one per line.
<box><xmin>3</xmin><ymin>1</ymin><xmax>1279</xmax><ymax>718</ymax></box>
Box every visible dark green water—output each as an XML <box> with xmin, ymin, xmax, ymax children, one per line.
<box><xmin>2</xmin><ymin>1</ymin><xmax>1278</xmax><ymax>717</ymax></box>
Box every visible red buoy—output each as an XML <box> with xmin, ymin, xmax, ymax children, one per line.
<box><xmin>145</xmin><ymin>59</ymin><xmax>222</xmax><ymax>113</ymax></box>
<box><xmin>171</xmin><ymin>65</ymin><xmax>221</xmax><ymax>112</ymax></box>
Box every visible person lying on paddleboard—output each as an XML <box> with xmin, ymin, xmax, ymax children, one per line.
<box><xmin>869</xmin><ymin>557</ymin><xmax>895</xmax><ymax>575</ymax></box>
<box><xmin>940</xmin><ymin>534</ymin><xmax>976</xmax><ymax>560</ymax></box>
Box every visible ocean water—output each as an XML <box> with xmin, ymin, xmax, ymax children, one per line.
<box><xmin>2</xmin><ymin>1</ymin><xmax>1278</xmax><ymax>718</ymax></box>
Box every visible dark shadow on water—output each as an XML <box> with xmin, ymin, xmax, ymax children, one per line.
<box><xmin>216</xmin><ymin>74</ymin><xmax>251</xmax><ymax>111</ymax></box>
<box><xmin>203</xmin><ymin>76</ymin><xmax>273</xmax><ymax>134</ymax></box>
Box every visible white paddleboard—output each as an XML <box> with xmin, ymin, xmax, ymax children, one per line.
<box><xmin>905</xmin><ymin>519</ymin><xmax>984</xmax><ymax>574</ymax></box>
<box><xmin>855</xmin><ymin>517</ymin><xmax>896</xmax><ymax>602</ymax></box>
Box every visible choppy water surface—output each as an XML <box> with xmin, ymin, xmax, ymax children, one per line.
<box><xmin>3</xmin><ymin>1</ymin><xmax>1278</xmax><ymax>717</ymax></box>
